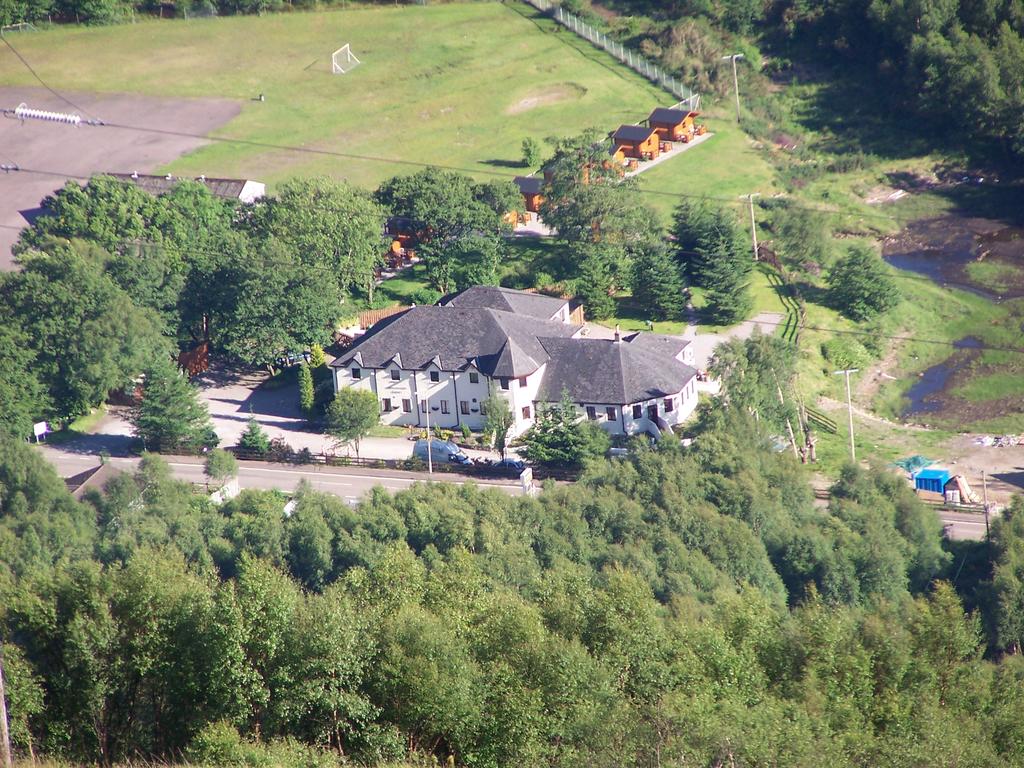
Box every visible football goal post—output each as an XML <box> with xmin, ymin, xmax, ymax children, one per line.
<box><xmin>332</xmin><ymin>44</ymin><xmax>361</xmax><ymax>74</ymax></box>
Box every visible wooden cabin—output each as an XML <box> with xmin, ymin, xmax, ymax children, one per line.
<box><xmin>611</xmin><ymin>124</ymin><xmax>660</xmax><ymax>161</ymax></box>
<box><xmin>514</xmin><ymin>176</ymin><xmax>545</xmax><ymax>213</ymax></box>
<box><xmin>648</xmin><ymin>107</ymin><xmax>702</xmax><ymax>142</ymax></box>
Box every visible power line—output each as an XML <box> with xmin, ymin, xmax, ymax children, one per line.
<box><xmin>0</xmin><ymin>33</ymin><xmax>98</xmax><ymax>119</ymax></box>
<box><xmin>2</xmin><ymin>220</ymin><xmax>1021</xmax><ymax>357</ymax></box>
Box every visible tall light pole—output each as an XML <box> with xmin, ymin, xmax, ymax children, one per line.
<box><xmin>721</xmin><ymin>53</ymin><xmax>745</xmax><ymax>122</ymax></box>
<box><xmin>833</xmin><ymin>368</ymin><xmax>858</xmax><ymax>462</ymax></box>
<box><xmin>423</xmin><ymin>393</ymin><xmax>433</xmax><ymax>475</ymax></box>
<box><xmin>743</xmin><ymin>192</ymin><xmax>760</xmax><ymax>261</ymax></box>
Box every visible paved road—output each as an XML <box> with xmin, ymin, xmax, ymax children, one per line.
<box><xmin>940</xmin><ymin>510</ymin><xmax>991</xmax><ymax>541</ymax></box>
<box><xmin>39</xmin><ymin>446</ymin><xmax>523</xmax><ymax>504</ymax></box>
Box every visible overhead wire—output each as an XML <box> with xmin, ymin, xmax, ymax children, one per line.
<box><xmin>0</xmin><ymin>32</ymin><xmax>99</xmax><ymax>120</ymax></box>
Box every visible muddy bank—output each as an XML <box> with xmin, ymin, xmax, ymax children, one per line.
<box><xmin>882</xmin><ymin>215</ymin><xmax>1024</xmax><ymax>299</ymax></box>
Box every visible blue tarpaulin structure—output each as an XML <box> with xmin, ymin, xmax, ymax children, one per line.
<box><xmin>914</xmin><ymin>468</ymin><xmax>950</xmax><ymax>494</ymax></box>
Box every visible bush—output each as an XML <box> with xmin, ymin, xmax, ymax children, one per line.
<box><xmin>267</xmin><ymin>437</ymin><xmax>293</xmax><ymax>463</ymax></box>
<box><xmin>238</xmin><ymin>415</ymin><xmax>270</xmax><ymax>456</ymax></box>
<box><xmin>460</xmin><ymin>423</ymin><xmax>472</xmax><ymax>440</ymax></box>
<box><xmin>409</xmin><ymin>287</ymin><xmax>442</xmax><ymax>306</ymax></box>
<box><xmin>308</xmin><ymin>342</ymin><xmax>327</xmax><ymax>368</ymax></box>
<box><xmin>821</xmin><ymin>337</ymin><xmax>870</xmax><ymax>371</ymax></box>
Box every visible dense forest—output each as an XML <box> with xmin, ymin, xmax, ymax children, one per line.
<box><xmin>4</xmin><ymin>367</ymin><xmax>1024</xmax><ymax>766</ymax></box>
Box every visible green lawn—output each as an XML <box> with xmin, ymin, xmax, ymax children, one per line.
<box><xmin>0</xmin><ymin>3</ymin><xmax>672</xmax><ymax>189</ymax></box>
<box><xmin>635</xmin><ymin>110</ymin><xmax>777</xmax><ymax>225</ymax></box>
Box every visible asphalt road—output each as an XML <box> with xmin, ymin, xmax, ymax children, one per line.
<box><xmin>940</xmin><ymin>510</ymin><xmax>991</xmax><ymax>541</ymax></box>
<box><xmin>38</xmin><ymin>446</ymin><xmax>523</xmax><ymax>504</ymax></box>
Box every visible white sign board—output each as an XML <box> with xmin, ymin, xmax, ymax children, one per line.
<box><xmin>33</xmin><ymin>421</ymin><xmax>49</xmax><ymax>441</ymax></box>
<box><xmin>520</xmin><ymin>466</ymin><xmax>535</xmax><ymax>496</ymax></box>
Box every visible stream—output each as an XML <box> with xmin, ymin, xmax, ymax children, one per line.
<box><xmin>881</xmin><ymin>215</ymin><xmax>1024</xmax><ymax>419</ymax></box>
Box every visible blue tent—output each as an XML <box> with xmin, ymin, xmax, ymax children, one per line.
<box><xmin>913</xmin><ymin>468</ymin><xmax>950</xmax><ymax>494</ymax></box>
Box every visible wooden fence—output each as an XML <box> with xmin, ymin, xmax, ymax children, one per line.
<box><xmin>225</xmin><ymin>446</ymin><xmax>578</xmax><ymax>481</ymax></box>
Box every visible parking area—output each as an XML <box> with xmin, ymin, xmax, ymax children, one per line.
<box><xmin>0</xmin><ymin>86</ymin><xmax>240</xmax><ymax>268</ymax></box>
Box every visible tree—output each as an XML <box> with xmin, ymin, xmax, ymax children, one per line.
<box><xmin>215</xmin><ymin>242</ymin><xmax>339</xmax><ymax>370</ymax></box>
<box><xmin>521</xmin><ymin>137</ymin><xmax>542</xmax><ymax>168</ymax></box>
<box><xmin>204</xmin><ymin>448</ymin><xmax>238</xmax><ymax>489</ymax></box>
<box><xmin>670</xmin><ymin>201</ymin><xmax>753</xmax><ymax>323</ymax></box>
<box><xmin>0</xmin><ymin>324</ymin><xmax>49</xmax><ymax>440</ymax></box>
<box><xmin>630</xmin><ymin>243</ymin><xmax>687</xmax><ymax>321</ymax></box>
<box><xmin>326</xmin><ymin>389</ymin><xmax>379</xmax><ymax>458</ymax></box>
<box><xmin>482</xmin><ymin>394</ymin><xmax>514</xmax><ymax>459</ymax></box>
<box><xmin>238</xmin><ymin>413</ymin><xmax>270</xmax><ymax>456</ymax></box>
<box><xmin>298</xmin><ymin>364</ymin><xmax>315</xmax><ymax>416</ymax></box>
<box><xmin>1</xmin><ymin>239</ymin><xmax>170</xmax><ymax>419</ymax></box>
<box><xmin>710</xmin><ymin>331</ymin><xmax>798</xmax><ymax>433</ymax></box>
<box><xmin>521</xmin><ymin>390</ymin><xmax>610</xmax><ymax>468</ymax></box>
<box><xmin>572</xmin><ymin>241</ymin><xmax>623</xmax><ymax>321</ymax></box>
<box><xmin>376</xmin><ymin>169</ymin><xmax>505</xmax><ymax>293</ymax></box>
<box><xmin>132</xmin><ymin>355</ymin><xmax>217</xmax><ymax>453</ymax></box>
<box><xmin>448</xmin><ymin>234</ymin><xmax>505</xmax><ymax>292</ymax></box>
<box><xmin>246</xmin><ymin>177</ymin><xmax>385</xmax><ymax>298</ymax></box>
<box><xmin>827</xmin><ymin>244</ymin><xmax>900</xmax><ymax>321</ymax></box>
<box><xmin>308</xmin><ymin>343</ymin><xmax>327</xmax><ymax>369</ymax></box>
<box><xmin>475</xmin><ymin>180</ymin><xmax>523</xmax><ymax>222</ymax></box>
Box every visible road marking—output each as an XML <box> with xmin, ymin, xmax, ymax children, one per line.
<box><xmin>164</xmin><ymin>462</ymin><xmax>520</xmax><ymax>490</ymax></box>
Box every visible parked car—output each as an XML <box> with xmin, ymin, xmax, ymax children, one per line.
<box><xmin>492</xmin><ymin>457</ymin><xmax>526</xmax><ymax>475</ymax></box>
<box><xmin>412</xmin><ymin>438</ymin><xmax>471</xmax><ymax>465</ymax></box>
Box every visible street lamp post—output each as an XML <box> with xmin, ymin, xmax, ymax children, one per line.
<box><xmin>423</xmin><ymin>393</ymin><xmax>433</xmax><ymax>475</ymax></box>
<box><xmin>721</xmin><ymin>53</ymin><xmax>745</xmax><ymax>122</ymax></box>
<box><xmin>833</xmin><ymin>368</ymin><xmax>859</xmax><ymax>462</ymax></box>
<box><xmin>743</xmin><ymin>192</ymin><xmax>760</xmax><ymax>261</ymax></box>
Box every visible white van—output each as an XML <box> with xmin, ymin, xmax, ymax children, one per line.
<box><xmin>412</xmin><ymin>438</ymin><xmax>471</xmax><ymax>465</ymax></box>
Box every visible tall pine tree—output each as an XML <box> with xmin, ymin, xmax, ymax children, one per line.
<box><xmin>631</xmin><ymin>243</ymin><xmax>687</xmax><ymax>321</ymax></box>
<box><xmin>132</xmin><ymin>355</ymin><xmax>216</xmax><ymax>453</ymax></box>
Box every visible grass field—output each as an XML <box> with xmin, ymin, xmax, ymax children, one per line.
<box><xmin>0</xmin><ymin>2</ymin><xmax>679</xmax><ymax>189</ymax></box>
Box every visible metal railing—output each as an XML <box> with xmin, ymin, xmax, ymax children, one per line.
<box><xmin>522</xmin><ymin>0</ymin><xmax>699</xmax><ymax>110</ymax></box>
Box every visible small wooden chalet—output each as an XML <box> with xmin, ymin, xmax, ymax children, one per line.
<box><xmin>612</xmin><ymin>124</ymin><xmax>660</xmax><ymax>161</ymax></box>
<box><xmin>648</xmin><ymin>107</ymin><xmax>701</xmax><ymax>142</ymax></box>
<box><xmin>514</xmin><ymin>176</ymin><xmax>545</xmax><ymax>213</ymax></box>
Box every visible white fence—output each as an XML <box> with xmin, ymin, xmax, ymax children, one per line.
<box><xmin>523</xmin><ymin>0</ymin><xmax>699</xmax><ymax>110</ymax></box>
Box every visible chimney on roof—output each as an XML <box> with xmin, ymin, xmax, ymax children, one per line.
<box><xmin>614</xmin><ymin>324</ymin><xmax>621</xmax><ymax>343</ymax></box>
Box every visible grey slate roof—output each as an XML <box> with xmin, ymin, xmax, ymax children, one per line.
<box><xmin>332</xmin><ymin>305</ymin><xmax>579</xmax><ymax>377</ymax></box>
<box><xmin>536</xmin><ymin>337</ymin><xmax>697</xmax><ymax>405</ymax></box>
<box><xmin>648</xmin><ymin>107</ymin><xmax>697</xmax><ymax>124</ymax></box>
<box><xmin>623</xmin><ymin>331</ymin><xmax>691</xmax><ymax>360</ymax></box>
<box><xmin>612</xmin><ymin>124</ymin><xmax>657</xmax><ymax>142</ymax></box>
<box><xmin>107</xmin><ymin>173</ymin><xmax>258</xmax><ymax>200</ymax></box>
<box><xmin>441</xmin><ymin>285</ymin><xmax>568</xmax><ymax>320</ymax></box>
<box><xmin>514</xmin><ymin>176</ymin><xmax>545</xmax><ymax>195</ymax></box>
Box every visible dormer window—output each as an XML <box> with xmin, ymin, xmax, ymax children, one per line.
<box><xmin>390</xmin><ymin>369</ymin><xmax>400</xmax><ymax>381</ymax></box>
<box><xmin>351</xmin><ymin>367</ymin><xmax>361</xmax><ymax>379</ymax></box>
<box><xmin>430</xmin><ymin>371</ymin><xmax>440</xmax><ymax>383</ymax></box>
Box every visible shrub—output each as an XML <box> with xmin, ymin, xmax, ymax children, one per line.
<box><xmin>821</xmin><ymin>337</ymin><xmax>870</xmax><ymax>371</ymax></box>
<box><xmin>239</xmin><ymin>415</ymin><xmax>270</xmax><ymax>456</ymax></box>
<box><xmin>409</xmin><ymin>287</ymin><xmax>442</xmax><ymax>306</ymax></box>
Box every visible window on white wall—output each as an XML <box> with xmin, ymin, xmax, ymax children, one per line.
<box><xmin>664</xmin><ymin>397</ymin><xmax>674</xmax><ymax>412</ymax></box>
<box><xmin>586</xmin><ymin>406</ymin><xmax>597</xmax><ymax>420</ymax></box>
<box><xmin>430</xmin><ymin>371</ymin><xmax>440</xmax><ymax>383</ymax></box>
<box><xmin>606</xmin><ymin>406</ymin><xmax>616</xmax><ymax>420</ymax></box>
<box><xmin>460</xmin><ymin>400</ymin><xmax>469</xmax><ymax>415</ymax></box>
<box><xmin>402</xmin><ymin>399</ymin><xmax>411</xmax><ymax>413</ymax></box>
<box><xmin>522</xmin><ymin>406</ymin><xmax>531</xmax><ymax>420</ymax></box>
<box><xmin>469</xmin><ymin>372</ymin><xmax>479</xmax><ymax>384</ymax></box>
<box><xmin>351</xmin><ymin>368</ymin><xmax>361</xmax><ymax>379</ymax></box>
<box><xmin>440</xmin><ymin>400</ymin><xmax>450</xmax><ymax>414</ymax></box>
<box><xmin>381</xmin><ymin>398</ymin><xmax>391</xmax><ymax>412</ymax></box>
<box><xmin>390</xmin><ymin>369</ymin><xmax>400</xmax><ymax>381</ymax></box>
<box><xmin>632</xmin><ymin>404</ymin><xmax>642</xmax><ymax>419</ymax></box>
